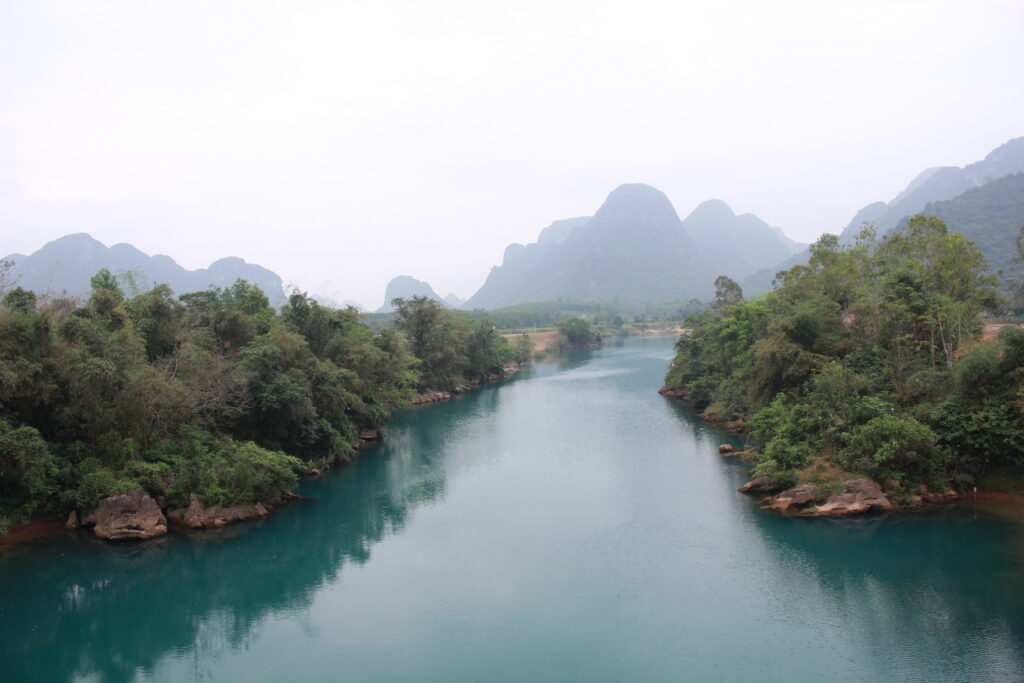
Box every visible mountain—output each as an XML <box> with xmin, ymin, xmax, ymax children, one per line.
<box><xmin>839</xmin><ymin>136</ymin><xmax>1024</xmax><ymax>241</ymax></box>
<box><xmin>443</xmin><ymin>292</ymin><xmax>464</xmax><ymax>308</ymax></box>
<box><xmin>2</xmin><ymin>233</ymin><xmax>286</xmax><ymax>305</ymax></box>
<box><xmin>464</xmin><ymin>184</ymin><xmax>798</xmax><ymax>309</ymax></box>
<box><xmin>536</xmin><ymin>217</ymin><xmax>590</xmax><ymax>245</ymax></box>
<box><xmin>681</xmin><ymin>199</ymin><xmax>805</xmax><ymax>282</ymax></box>
<box><xmin>377</xmin><ymin>275</ymin><xmax>445</xmax><ymax>312</ymax></box>
<box><xmin>898</xmin><ymin>172</ymin><xmax>1024</xmax><ymax>277</ymax></box>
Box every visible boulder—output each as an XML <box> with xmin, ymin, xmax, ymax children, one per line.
<box><xmin>738</xmin><ymin>477</ymin><xmax>781</xmax><ymax>494</ymax></box>
<box><xmin>166</xmin><ymin>494</ymin><xmax>270</xmax><ymax>529</ymax></box>
<box><xmin>718</xmin><ymin>444</ymin><xmax>734</xmax><ymax>454</ymax></box>
<box><xmin>762</xmin><ymin>484</ymin><xmax>818</xmax><ymax>513</ymax></box>
<box><xmin>814</xmin><ymin>478</ymin><xmax>893</xmax><ymax>517</ymax></box>
<box><xmin>358</xmin><ymin>428</ymin><xmax>382</xmax><ymax>440</ymax></box>
<box><xmin>65</xmin><ymin>510</ymin><xmax>79</xmax><ymax>529</ymax></box>
<box><xmin>85</xmin><ymin>491</ymin><xmax>168</xmax><ymax>540</ymax></box>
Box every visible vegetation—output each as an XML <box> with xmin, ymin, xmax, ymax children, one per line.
<box><xmin>556</xmin><ymin>317</ymin><xmax>602</xmax><ymax>350</ymax></box>
<box><xmin>0</xmin><ymin>280</ymin><xmax>516</xmax><ymax>530</ymax></box>
<box><xmin>664</xmin><ymin>216</ymin><xmax>1024</xmax><ymax>493</ymax></box>
<box><xmin>392</xmin><ymin>296</ymin><xmax>515</xmax><ymax>390</ymax></box>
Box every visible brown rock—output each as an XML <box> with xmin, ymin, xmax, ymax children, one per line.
<box><xmin>738</xmin><ymin>478</ymin><xmax>781</xmax><ymax>494</ymax></box>
<box><xmin>65</xmin><ymin>510</ymin><xmax>79</xmax><ymax>529</ymax></box>
<box><xmin>166</xmin><ymin>494</ymin><xmax>270</xmax><ymax>529</ymax></box>
<box><xmin>358</xmin><ymin>428</ymin><xmax>382</xmax><ymax>440</ymax></box>
<box><xmin>813</xmin><ymin>478</ymin><xmax>893</xmax><ymax>517</ymax></box>
<box><xmin>86</xmin><ymin>491</ymin><xmax>168</xmax><ymax>540</ymax></box>
<box><xmin>918</xmin><ymin>485</ymin><xmax>961</xmax><ymax>503</ymax></box>
<box><xmin>718</xmin><ymin>444</ymin><xmax>734</xmax><ymax>454</ymax></box>
<box><xmin>762</xmin><ymin>484</ymin><xmax>818</xmax><ymax>513</ymax></box>
<box><xmin>411</xmin><ymin>390</ymin><xmax>453</xmax><ymax>405</ymax></box>
<box><xmin>658</xmin><ymin>385</ymin><xmax>687</xmax><ymax>399</ymax></box>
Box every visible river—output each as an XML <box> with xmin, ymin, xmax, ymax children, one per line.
<box><xmin>2</xmin><ymin>335</ymin><xmax>1024</xmax><ymax>682</ymax></box>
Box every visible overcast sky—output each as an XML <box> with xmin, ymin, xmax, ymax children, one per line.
<box><xmin>2</xmin><ymin>0</ymin><xmax>1023</xmax><ymax>308</ymax></box>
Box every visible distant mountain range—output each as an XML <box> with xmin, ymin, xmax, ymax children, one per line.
<box><xmin>462</xmin><ymin>184</ymin><xmax>804</xmax><ymax>310</ymax></box>
<box><xmin>2</xmin><ymin>233</ymin><xmax>287</xmax><ymax>305</ymax></box>
<box><xmin>744</xmin><ymin>136</ymin><xmax>1024</xmax><ymax>295</ymax></box>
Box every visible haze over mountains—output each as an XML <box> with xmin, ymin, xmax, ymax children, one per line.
<box><xmin>463</xmin><ymin>184</ymin><xmax>804</xmax><ymax>310</ymax></box>
<box><xmin>10</xmin><ymin>136</ymin><xmax>1022</xmax><ymax>314</ymax></box>
<box><xmin>2</xmin><ymin>233</ymin><xmax>286</xmax><ymax>305</ymax></box>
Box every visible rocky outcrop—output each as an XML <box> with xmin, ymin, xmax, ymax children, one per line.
<box><xmin>65</xmin><ymin>510</ymin><xmax>79</xmax><ymax>529</ymax></box>
<box><xmin>762</xmin><ymin>485</ymin><xmax>818</xmax><ymax>513</ymax></box>
<box><xmin>83</xmin><ymin>491</ymin><xmax>168</xmax><ymax>540</ymax></box>
<box><xmin>658</xmin><ymin>385</ymin><xmax>687</xmax><ymax>399</ymax></box>
<box><xmin>719</xmin><ymin>444</ymin><xmax>734</xmax><ymax>454</ymax></box>
<box><xmin>918</xmin><ymin>484</ymin><xmax>961</xmax><ymax>504</ymax></box>
<box><xmin>166</xmin><ymin>494</ymin><xmax>270</xmax><ymax>529</ymax></box>
<box><xmin>738</xmin><ymin>478</ymin><xmax>781</xmax><ymax>494</ymax></box>
<box><xmin>813</xmin><ymin>478</ymin><xmax>893</xmax><ymax>516</ymax></box>
<box><xmin>411</xmin><ymin>390</ymin><xmax>452</xmax><ymax>405</ymax></box>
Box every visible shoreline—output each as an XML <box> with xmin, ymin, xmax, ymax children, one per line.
<box><xmin>2</xmin><ymin>368</ymin><xmax>523</xmax><ymax>549</ymax></box>
<box><xmin>658</xmin><ymin>386</ymin><xmax>1024</xmax><ymax>522</ymax></box>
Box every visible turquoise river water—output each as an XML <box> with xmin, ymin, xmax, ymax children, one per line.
<box><xmin>2</xmin><ymin>335</ymin><xmax>1024</xmax><ymax>682</ymax></box>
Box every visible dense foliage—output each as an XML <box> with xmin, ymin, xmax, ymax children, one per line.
<box><xmin>664</xmin><ymin>216</ymin><xmax>1024</xmax><ymax>491</ymax></box>
<box><xmin>0</xmin><ymin>279</ymin><xmax>514</xmax><ymax>530</ymax></box>
<box><xmin>392</xmin><ymin>296</ymin><xmax>516</xmax><ymax>391</ymax></box>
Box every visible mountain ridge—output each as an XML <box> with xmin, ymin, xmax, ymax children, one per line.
<box><xmin>2</xmin><ymin>233</ymin><xmax>287</xmax><ymax>305</ymax></box>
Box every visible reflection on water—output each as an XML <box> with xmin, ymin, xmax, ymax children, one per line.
<box><xmin>1</xmin><ymin>335</ymin><xmax>1023</xmax><ymax>682</ymax></box>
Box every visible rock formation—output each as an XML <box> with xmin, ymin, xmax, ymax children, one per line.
<box><xmin>813</xmin><ymin>478</ymin><xmax>893</xmax><ymax>516</ymax></box>
<box><xmin>166</xmin><ymin>494</ymin><xmax>270</xmax><ymax>529</ymax></box>
<box><xmin>83</xmin><ymin>491</ymin><xmax>168</xmax><ymax>540</ymax></box>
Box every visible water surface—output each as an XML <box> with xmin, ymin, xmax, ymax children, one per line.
<box><xmin>2</xmin><ymin>336</ymin><xmax>1024</xmax><ymax>682</ymax></box>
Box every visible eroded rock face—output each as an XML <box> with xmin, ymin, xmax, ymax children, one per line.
<box><xmin>85</xmin><ymin>491</ymin><xmax>167</xmax><ymax>540</ymax></box>
<box><xmin>814</xmin><ymin>478</ymin><xmax>893</xmax><ymax>517</ymax></box>
<box><xmin>763</xmin><ymin>484</ymin><xmax>818</xmax><ymax>513</ymax></box>
<box><xmin>166</xmin><ymin>494</ymin><xmax>270</xmax><ymax>529</ymax></box>
<box><xmin>738</xmin><ymin>477</ymin><xmax>781</xmax><ymax>494</ymax></box>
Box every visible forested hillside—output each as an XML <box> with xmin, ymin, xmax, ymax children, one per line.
<box><xmin>905</xmin><ymin>173</ymin><xmax>1024</xmax><ymax>279</ymax></box>
<box><xmin>664</xmin><ymin>216</ymin><xmax>1024</xmax><ymax>497</ymax></box>
<box><xmin>743</xmin><ymin>137</ymin><xmax>1024</xmax><ymax>296</ymax></box>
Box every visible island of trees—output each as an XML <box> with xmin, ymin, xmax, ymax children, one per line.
<box><xmin>663</xmin><ymin>216</ymin><xmax>1024</xmax><ymax>512</ymax></box>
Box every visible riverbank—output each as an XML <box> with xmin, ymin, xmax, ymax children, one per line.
<box><xmin>661</xmin><ymin>385</ymin><xmax>1024</xmax><ymax>522</ymax></box>
<box><xmin>1</xmin><ymin>368</ymin><xmax>524</xmax><ymax>548</ymax></box>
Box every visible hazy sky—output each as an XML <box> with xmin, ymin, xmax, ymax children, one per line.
<box><xmin>2</xmin><ymin>1</ymin><xmax>1023</xmax><ymax>307</ymax></box>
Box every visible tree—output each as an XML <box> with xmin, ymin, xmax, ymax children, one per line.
<box><xmin>556</xmin><ymin>317</ymin><xmax>600</xmax><ymax>350</ymax></box>
<box><xmin>712</xmin><ymin>275</ymin><xmax>743</xmax><ymax>314</ymax></box>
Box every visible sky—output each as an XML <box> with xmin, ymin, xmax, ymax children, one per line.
<box><xmin>2</xmin><ymin>1</ymin><xmax>1023</xmax><ymax>308</ymax></box>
